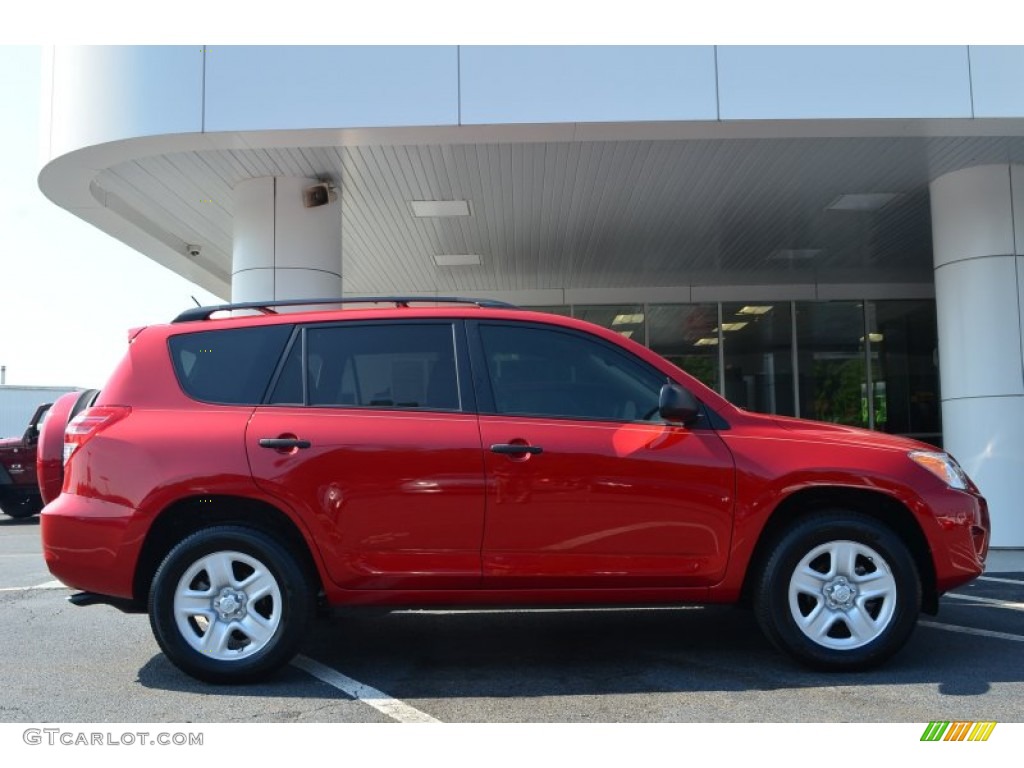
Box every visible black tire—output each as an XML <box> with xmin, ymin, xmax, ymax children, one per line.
<box><xmin>753</xmin><ymin>511</ymin><xmax>921</xmax><ymax>671</ymax></box>
<box><xmin>0</xmin><ymin>492</ymin><xmax>42</xmax><ymax>519</ymax></box>
<box><xmin>149</xmin><ymin>525</ymin><xmax>313</xmax><ymax>684</ymax></box>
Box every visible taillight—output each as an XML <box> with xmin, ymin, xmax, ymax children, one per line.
<box><xmin>63</xmin><ymin>406</ymin><xmax>131</xmax><ymax>465</ymax></box>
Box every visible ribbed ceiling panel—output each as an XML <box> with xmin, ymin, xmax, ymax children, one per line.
<box><xmin>95</xmin><ymin>135</ymin><xmax>1024</xmax><ymax>294</ymax></box>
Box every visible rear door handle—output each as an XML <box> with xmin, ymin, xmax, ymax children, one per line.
<box><xmin>490</xmin><ymin>443</ymin><xmax>543</xmax><ymax>455</ymax></box>
<box><xmin>259</xmin><ymin>438</ymin><xmax>312</xmax><ymax>450</ymax></box>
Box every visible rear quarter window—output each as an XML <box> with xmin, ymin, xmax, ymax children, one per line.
<box><xmin>169</xmin><ymin>325</ymin><xmax>293</xmax><ymax>404</ymax></box>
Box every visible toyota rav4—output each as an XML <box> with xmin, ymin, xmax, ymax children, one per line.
<box><xmin>41</xmin><ymin>298</ymin><xmax>990</xmax><ymax>683</ymax></box>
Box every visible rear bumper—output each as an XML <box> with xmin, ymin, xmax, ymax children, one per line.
<box><xmin>41</xmin><ymin>494</ymin><xmax>142</xmax><ymax>599</ymax></box>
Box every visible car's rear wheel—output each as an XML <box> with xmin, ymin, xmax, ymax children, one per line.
<box><xmin>754</xmin><ymin>511</ymin><xmax>921</xmax><ymax>670</ymax></box>
<box><xmin>149</xmin><ymin>526</ymin><xmax>313</xmax><ymax>684</ymax></box>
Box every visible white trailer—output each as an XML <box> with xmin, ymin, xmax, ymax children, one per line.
<box><xmin>0</xmin><ymin>386</ymin><xmax>83</xmax><ymax>438</ymax></box>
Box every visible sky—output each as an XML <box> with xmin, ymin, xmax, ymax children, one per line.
<box><xmin>0</xmin><ymin>45</ymin><xmax>220</xmax><ymax>389</ymax></box>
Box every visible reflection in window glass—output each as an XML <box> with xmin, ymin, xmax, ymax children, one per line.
<box><xmin>169</xmin><ymin>325</ymin><xmax>293</xmax><ymax>405</ymax></box>
<box><xmin>796</xmin><ymin>302</ymin><xmax>867</xmax><ymax>427</ymax></box>
<box><xmin>303</xmin><ymin>324</ymin><xmax>460</xmax><ymax>410</ymax></box>
<box><xmin>573</xmin><ymin>304</ymin><xmax>646</xmax><ymax>343</ymax></box>
<box><xmin>647</xmin><ymin>304</ymin><xmax>720</xmax><ymax>391</ymax></box>
<box><xmin>866</xmin><ymin>301</ymin><xmax>942</xmax><ymax>444</ymax></box>
<box><xmin>478</xmin><ymin>324</ymin><xmax>662</xmax><ymax>421</ymax></box>
<box><xmin>522</xmin><ymin>298</ymin><xmax>940</xmax><ymax>440</ymax></box>
<box><xmin>721</xmin><ymin>303</ymin><xmax>795</xmax><ymax>415</ymax></box>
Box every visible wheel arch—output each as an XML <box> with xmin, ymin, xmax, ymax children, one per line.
<box><xmin>741</xmin><ymin>486</ymin><xmax>939</xmax><ymax>614</ymax></box>
<box><xmin>133</xmin><ymin>495</ymin><xmax>324</xmax><ymax>605</ymax></box>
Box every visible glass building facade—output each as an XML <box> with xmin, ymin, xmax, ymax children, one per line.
<box><xmin>527</xmin><ymin>299</ymin><xmax>941</xmax><ymax>445</ymax></box>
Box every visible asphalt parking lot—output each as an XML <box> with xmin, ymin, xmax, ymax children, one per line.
<box><xmin>1</xmin><ymin>514</ymin><xmax>1021</xmax><ymax>723</ymax></box>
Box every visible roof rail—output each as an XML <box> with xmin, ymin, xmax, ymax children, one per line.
<box><xmin>172</xmin><ymin>296</ymin><xmax>519</xmax><ymax>323</ymax></box>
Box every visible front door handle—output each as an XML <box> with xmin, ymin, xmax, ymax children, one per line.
<box><xmin>259</xmin><ymin>438</ymin><xmax>312</xmax><ymax>450</ymax></box>
<box><xmin>490</xmin><ymin>443</ymin><xmax>543</xmax><ymax>455</ymax></box>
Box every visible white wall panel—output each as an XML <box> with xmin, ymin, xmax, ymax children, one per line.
<box><xmin>1015</xmin><ymin>166</ymin><xmax>1024</xmax><ymax>256</ymax></box>
<box><xmin>47</xmin><ymin>46</ymin><xmax>203</xmax><ymax>158</ymax></box>
<box><xmin>931</xmin><ymin>165</ymin><xmax>1016</xmax><ymax>267</ymax></box>
<box><xmin>934</xmin><ymin>256</ymin><xmax>1023</xmax><ymax>400</ymax></box>
<box><xmin>942</xmin><ymin>396</ymin><xmax>1024</xmax><ymax>547</ymax></box>
<box><xmin>970</xmin><ymin>46</ymin><xmax>1024</xmax><ymax>118</ymax></box>
<box><xmin>230</xmin><ymin>269</ymin><xmax>274</xmax><ymax>304</ymax></box>
<box><xmin>718</xmin><ymin>46</ymin><xmax>972</xmax><ymax>120</ymax></box>
<box><xmin>205</xmin><ymin>46</ymin><xmax>458</xmax><ymax>131</ymax></box>
<box><xmin>274</xmin><ymin>269</ymin><xmax>342</xmax><ymax>301</ymax></box>
<box><xmin>272</xmin><ymin>177</ymin><xmax>341</xmax><ymax>276</ymax></box>
<box><xmin>460</xmin><ymin>46</ymin><xmax>717</xmax><ymax>124</ymax></box>
<box><xmin>232</xmin><ymin>178</ymin><xmax>276</xmax><ymax>271</ymax></box>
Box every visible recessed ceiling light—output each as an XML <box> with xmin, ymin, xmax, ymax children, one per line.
<box><xmin>694</xmin><ymin>337</ymin><xmax>719</xmax><ymax>346</ymax></box>
<box><xmin>737</xmin><ymin>305</ymin><xmax>773</xmax><ymax>316</ymax></box>
<box><xmin>433</xmin><ymin>254</ymin><xmax>481</xmax><ymax>267</ymax></box>
<box><xmin>769</xmin><ymin>249</ymin><xmax>823</xmax><ymax>261</ymax></box>
<box><xmin>619</xmin><ymin>330</ymin><xmax>634</xmax><ymax>339</ymax></box>
<box><xmin>826</xmin><ymin>193</ymin><xmax>900</xmax><ymax>212</ymax></box>
<box><xmin>859</xmin><ymin>333</ymin><xmax>885</xmax><ymax>343</ymax></box>
<box><xmin>410</xmin><ymin>200</ymin><xmax>471</xmax><ymax>217</ymax></box>
<box><xmin>612</xmin><ymin>313</ymin><xmax>644</xmax><ymax>326</ymax></box>
<box><xmin>713</xmin><ymin>322</ymin><xmax>749</xmax><ymax>332</ymax></box>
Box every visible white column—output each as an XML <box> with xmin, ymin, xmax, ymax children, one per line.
<box><xmin>232</xmin><ymin>177</ymin><xmax>342</xmax><ymax>303</ymax></box>
<box><xmin>931</xmin><ymin>164</ymin><xmax>1024</xmax><ymax>547</ymax></box>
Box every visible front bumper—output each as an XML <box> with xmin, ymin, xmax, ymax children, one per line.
<box><xmin>927</xmin><ymin>487</ymin><xmax>990</xmax><ymax>594</ymax></box>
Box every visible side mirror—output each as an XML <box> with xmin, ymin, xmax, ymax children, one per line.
<box><xmin>659</xmin><ymin>383</ymin><xmax>700</xmax><ymax>426</ymax></box>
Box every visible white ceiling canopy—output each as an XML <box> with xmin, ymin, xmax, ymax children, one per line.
<box><xmin>41</xmin><ymin>118</ymin><xmax>1024</xmax><ymax>300</ymax></box>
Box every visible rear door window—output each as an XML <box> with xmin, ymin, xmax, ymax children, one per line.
<box><xmin>269</xmin><ymin>322</ymin><xmax>462</xmax><ymax>411</ymax></box>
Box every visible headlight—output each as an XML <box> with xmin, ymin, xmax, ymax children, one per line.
<box><xmin>909</xmin><ymin>450</ymin><xmax>969</xmax><ymax>490</ymax></box>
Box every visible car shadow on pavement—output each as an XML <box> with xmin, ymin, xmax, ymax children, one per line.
<box><xmin>0</xmin><ymin>516</ymin><xmax>40</xmax><ymax>527</ymax></box>
<box><xmin>136</xmin><ymin>601</ymin><xmax>1024</xmax><ymax>703</ymax></box>
<box><xmin>135</xmin><ymin>653</ymin><xmax>338</xmax><ymax>698</ymax></box>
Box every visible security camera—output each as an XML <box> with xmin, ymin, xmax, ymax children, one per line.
<box><xmin>303</xmin><ymin>182</ymin><xmax>337</xmax><ymax>208</ymax></box>
<box><xmin>186</xmin><ymin>244</ymin><xmax>202</xmax><ymax>258</ymax></box>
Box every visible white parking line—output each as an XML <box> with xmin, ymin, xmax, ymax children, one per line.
<box><xmin>920</xmin><ymin>621</ymin><xmax>1024</xmax><ymax>643</ymax></box>
<box><xmin>292</xmin><ymin>655</ymin><xmax>440</xmax><ymax>723</ymax></box>
<box><xmin>0</xmin><ymin>580</ymin><xmax>66</xmax><ymax>592</ymax></box>
<box><xmin>979</xmin><ymin>575</ymin><xmax>1024</xmax><ymax>587</ymax></box>
<box><xmin>945</xmin><ymin>592</ymin><xmax>1024</xmax><ymax>611</ymax></box>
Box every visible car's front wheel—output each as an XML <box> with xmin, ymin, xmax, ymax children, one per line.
<box><xmin>149</xmin><ymin>526</ymin><xmax>313</xmax><ymax>684</ymax></box>
<box><xmin>754</xmin><ymin>511</ymin><xmax>921</xmax><ymax>671</ymax></box>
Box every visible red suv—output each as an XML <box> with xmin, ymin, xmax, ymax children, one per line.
<box><xmin>41</xmin><ymin>298</ymin><xmax>990</xmax><ymax>683</ymax></box>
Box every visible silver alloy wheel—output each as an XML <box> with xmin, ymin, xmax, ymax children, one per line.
<box><xmin>787</xmin><ymin>539</ymin><xmax>897</xmax><ymax>650</ymax></box>
<box><xmin>172</xmin><ymin>550</ymin><xmax>282</xmax><ymax>661</ymax></box>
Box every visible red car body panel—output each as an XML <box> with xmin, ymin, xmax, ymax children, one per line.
<box><xmin>41</xmin><ymin>306</ymin><xmax>989</xmax><ymax>615</ymax></box>
<box><xmin>36</xmin><ymin>392</ymin><xmax>80</xmax><ymax>505</ymax></box>
<box><xmin>710</xmin><ymin>412</ymin><xmax>989</xmax><ymax>601</ymax></box>
<box><xmin>478</xmin><ymin>415</ymin><xmax>735</xmax><ymax>588</ymax></box>
<box><xmin>246</xmin><ymin>407</ymin><xmax>486</xmax><ymax>590</ymax></box>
